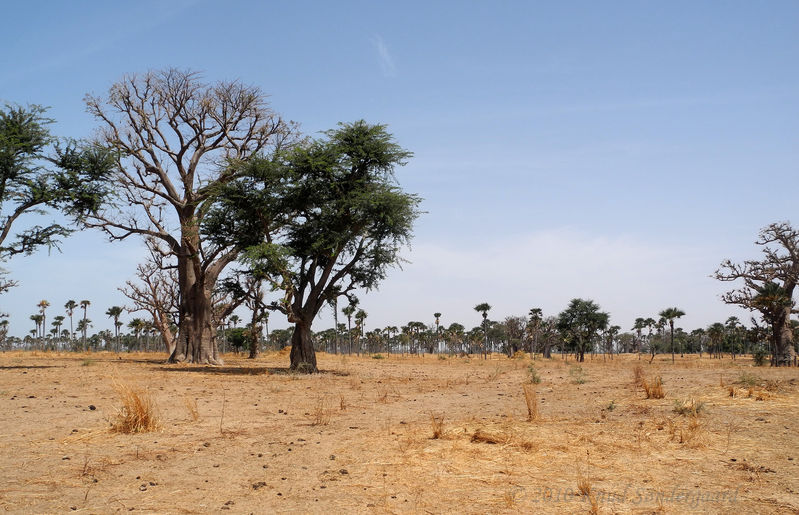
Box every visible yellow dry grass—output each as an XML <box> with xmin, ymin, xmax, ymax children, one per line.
<box><xmin>0</xmin><ymin>350</ymin><xmax>797</xmax><ymax>514</ymax></box>
<box><xmin>109</xmin><ymin>383</ymin><xmax>160</xmax><ymax>433</ymax></box>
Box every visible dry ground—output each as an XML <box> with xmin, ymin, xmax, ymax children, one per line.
<box><xmin>0</xmin><ymin>350</ymin><xmax>797</xmax><ymax>514</ymax></box>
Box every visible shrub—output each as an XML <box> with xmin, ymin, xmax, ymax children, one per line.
<box><xmin>569</xmin><ymin>365</ymin><xmax>587</xmax><ymax>384</ymax></box>
<box><xmin>527</xmin><ymin>363</ymin><xmax>541</xmax><ymax>384</ymax></box>
<box><xmin>673</xmin><ymin>398</ymin><xmax>706</xmax><ymax>417</ymax></box>
<box><xmin>752</xmin><ymin>346</ymin><xmax>768</xmax><ymax>366</ymax></box>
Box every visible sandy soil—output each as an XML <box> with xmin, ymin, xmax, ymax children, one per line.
<box><xmin>0</xmin><ymin>350</ymin><xmax>797</xmax><ymax>514</ymax></box>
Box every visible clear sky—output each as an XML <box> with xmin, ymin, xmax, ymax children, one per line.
<box><xmin>1</xmin><ymin>0</ymin><xmax>798</xmax><ymax>337</ymax></box>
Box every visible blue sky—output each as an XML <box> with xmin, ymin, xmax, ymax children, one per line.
<box><xmin>1</xmin><ymin>1</ymin><xmax>798</xmax><ymax>336</ymax></box>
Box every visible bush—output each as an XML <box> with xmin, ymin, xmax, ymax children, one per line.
<box><xmin>569</xmin><ymin>365</ymin><xmax>587</xmax><ymax>384</ymax></box>
<box><xmin>527</xmin><ymin>363</ymin><xmax>542</xmax><ymax>384</ymax></box>
<box><xmin>752</xmin><ymin>346</ymin><xmax>768</xmax><ymax>366</ymax></box>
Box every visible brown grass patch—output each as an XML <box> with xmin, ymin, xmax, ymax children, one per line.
<box><xmin>109</xmin><ymin>383</ymin><xmax>160</xmax><ymax>433</ymax></box>
<box><xmin>183</xmin><ymin>396</ymin><xmax>199</xmax><ymax>421</ymax></box>
<box><xmin>471</xmin><ymin>428</ymin><xmax>509</xmax><ymax>445</ymax></box>
<box><xmin>430</xmin><ymin>412</ymin><xmax>445</xmax><ymax>439</ymax></box>
<box><xmin>632</xmin><ymin>364</ymin><xmax>645</xmax><ymax>387</ymax></box>
<box><xmin>642</xmin><ymin>376</ymin><xmax>665</xmax><ymax>399</ymax></box>
<box><xmin>522</xmin><ymin>383</ymin><xmax>539</xmax><ymax>421</ymax></box>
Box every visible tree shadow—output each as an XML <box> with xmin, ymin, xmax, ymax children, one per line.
<box><xmin>0</xmin><ymin>365</ymin><xmax>62</xmax><ymax>370</ymax></box>
<box><xmin>156</xmin><ymin>365</ymin><xmax>349</xmax><ymax>376</ymax></box>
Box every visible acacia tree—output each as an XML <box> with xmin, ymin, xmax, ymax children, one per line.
<box><xmin>0</xmin><ymin>105</ymin><xmax>112</xmax><ymax>275</ymax></box>
<box><xmin>715</xmin><ymin>222</ymin><xmax>799</xmax><ymax>366</ymax></box>
<box><xmin>556</xmin><ymin>298</ymin><xmax>609</xmax><ymax>362</ymax></box>
<box><xmin>206</xmin><ymin>121</ymin><xmax>420</xmax><ymax>372</ymax></box>
<box><xmin>83</xmin><ymin>69</ymin><xmax>297</xmax><ymax>364</ymax></box>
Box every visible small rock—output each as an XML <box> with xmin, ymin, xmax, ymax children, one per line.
<box><xmin>339</xmin><ymin>469</ymin><xmax>348</xmax><ymax>475</ymax></box>
<box><xmin>252</xmin><ymin>481</ymin><xmax>267</xmax><ymax>490</ymax></box>
<box><xmin>88</xmin><ymin>405</ymin><xmax>96</xmax><ymax>410</ymax></box>
<box><xmin>139</xmin><ymin>484</ymin><xmax>147</xmax><ymax>491</ymax></box>
<box><xmin>62</xmin><ymin>456</ymin><xmax>70</xmax><ymax>460</ymax></box>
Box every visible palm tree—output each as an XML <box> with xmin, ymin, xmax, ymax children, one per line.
<box><xmin>229</xmin><ymin>314</ymin><xmax>240</xmax><ymax>328</ymax></box>
<box><xmin>433</xmin><ymin>312</ymin><xmax>442</xmax><ymax>353</ymax></box>
<box><xmin>52</xmin><ymin>316</ymin><xmax>65</xmax><ymax>348</ymax></box>
<box><xmin>474</xmin><ymin>302</ymin><xmax>491</xmax><ymax>360</ymax></box>
<box><xmin>355</xmin><ymin>309</ymin><xmax>367</xmax><ymax>355</ymax></box>
<box><xmin>342</xmin><ymin>303</ymin><xmax>357</xmax><ymax>355</ymax></box>
<box><xmin>76</xmin><ymin>318</ymin><xmax>91</xmax><ymax>350</ymax></box>
<box><xmin>632</xmin><ymin>317</ymin><xmax>646</xmax><ymax>359</ymax></box>
<box><xmin>707</xmin><ymin>322</ymin><xmax>725</xmax><ymax>359</ymax></box>
<box><xmin>29</xmin><ymin>314</ymin><xmax>43</xmax><ymax>347</ymax></box>
<box><xmin>528</xmin><ymin>308</ymin><xmax>543</xmax><ymax>355</ymax></box>
<box><xmin>128</xmin><ymin>318</ymin><xmax>146</xmax><ymax>351</ymax></box>
<box><xmin>659</xmin><ymin>307</ymin><xmax>685</xmax><ymax>363</ymax></box>
<box><xmin>37</xmin><ymin>300</ymin><xmax>50</xmax><ymax>348</ymax></box>
<box><xmin>79</xmin><ymin>300</ymin><xmax>91</xmax><ymax>348</ymax></box>
<box><xmin>64</xmin><ymin>300</ymin><xmax>77</xmax><ymax>342</ymax></box>
<box><xmin>106</xmin><ymin>306</ymin><xmax>124</xmax><ymax>352</ymax></box>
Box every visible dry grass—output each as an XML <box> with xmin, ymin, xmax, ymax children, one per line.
<box><xmin>632</xmin><ymin>364</ymin><xmax>645</xmax><ymax>387</ymax></box>
<box><xmin>309</xmin><ymin>397</ymin><xmax>331</xmax><ymax>426</ymax></box>
<box><xmin>184</xmin><ymin>396</ymin><xmax>199</xmax><ymax>421</ymax></box>
<box><xmin>672</xmin><ymin>398</ymin><xmax>706</xmax><ymax>417</ymax></box>
<box><xmin>1</xmin><ymin>351</ymin><xmax>796</xmax><ymax>513</ymax></box>
<box><xmin>109</xmin><ymin>383</ymin><xmax>160</xmax><ymax>433</ymax></box>
<box><xmin>429</xmin><ymin>412</ymin><xmax>445</xmax><ymax>439</ymax></box>
<box><xmin>522</xmin><ymin>383</ymin><xmax>539</xmax><ymax>421</ymax></box>
<box><xmin>642</xmin><ymin>375</ymin><xmax>665</xmax><ymax>399</ymax></box>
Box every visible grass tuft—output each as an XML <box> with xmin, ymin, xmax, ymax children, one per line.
<box><xmin>110</xmin><ymin>383</ymin><xmax>160</xmax><ymax>433</ymax></box>
<box><xmin>673</xmin><ymin>398</ymin><xmax>706</xmax><ymax>417</ymax></box>
<box><xmin>522</xmin><ymin>383</ymin><xmax>539</xmax><ymax>421</ymax></box>
<box><xmin>642</xmin><ymin>376</ymin><xmax>665</xmax><ymax>399</ymax></box>
<box><xmin>430</xmin><ymin>412</ymin><xmax>445</xmax><ymax>439</ymax></box>
<box><xmin>184</xmin><ymin>396</ymin><xmax>199</xmax><ymax>421</ymax></box>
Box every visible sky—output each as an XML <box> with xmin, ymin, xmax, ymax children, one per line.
<box><xmin>1</xmin><ymin>0</ymin><xmax>798</xmax><ymax>337</ymax></box>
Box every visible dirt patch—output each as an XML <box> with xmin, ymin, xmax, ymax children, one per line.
<box><xmin>0</xmin><ymin>351</ymin><xmax>797</xmax><ymax>513</ymax></box>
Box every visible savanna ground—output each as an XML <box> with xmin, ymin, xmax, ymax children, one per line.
<box><xmin>0</xmin><ymin>349</ymin><xmax>797</xmax><ymax>514</ymax></box>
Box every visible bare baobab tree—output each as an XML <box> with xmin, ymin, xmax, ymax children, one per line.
<box><xmin>83</xmin><ymin>69</ymin><xmax>298</xmax><ymax>363</ymax></box>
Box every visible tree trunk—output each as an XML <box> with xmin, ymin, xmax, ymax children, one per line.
<box><xmin>290</xmin><ymin>321</ymin><xmax>317</xmax><ymax>373</ymax></box>
<box><xmin>774</xmin><ymin>308</ymin><xmax>797</xmax><ymax>366</ymax></box>
<box><xmin>169</xmin><ymin>274</ymin><xmax>220</xmax><ymax>364</ymax></box>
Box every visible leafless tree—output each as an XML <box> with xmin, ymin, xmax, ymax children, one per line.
<box><xmin>715</xmin><ymin>222</ymin><xmax>799</xmax><ymax>366</ymax></box>
<box><xmin>84</xmin><ymin>69</ymin><xmax>298</xmax><ymax>363</ymax></box>
<box><xmin>120</xmin><ymin>240</ymin><xmax>179</xmax><ymax>355</ymax></box>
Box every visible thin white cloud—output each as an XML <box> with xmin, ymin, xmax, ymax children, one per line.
<box><xmin>372</xmin><ymin>35</ymin><xmax>397</xmax><ymax>77</ymax></box>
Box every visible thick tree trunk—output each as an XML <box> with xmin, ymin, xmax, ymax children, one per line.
<box><xmin>169</xmin><ymin>268</ymin><xmax>221</xmax><ymax>364</ymax></box>
<box><xmin>290</xmin><ymin>321</ymin><xmax>317</xmax><ymax>373</ymax></box>
<box><xmin>774</xmin><ymin>308</ymin><xmax>797</xmax><ymax>366</ymax></box>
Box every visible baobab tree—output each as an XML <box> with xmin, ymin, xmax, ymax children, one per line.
<box><xmin>82</xmin><ymin>69</ymin><xmax>298</xmax><ymax>364</ymax></box>
<box><xmin>715</xmin><ymin>222</ymin><xmax>799</xmax><ymax>365</ymax></box>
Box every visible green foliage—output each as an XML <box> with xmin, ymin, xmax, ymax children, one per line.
<box><xmin>737</xmin><ymin>372</ymin><xmax>762</xmax><ymax>387</ymax></box>
<box><xmin>752</xmin><ymin>345</ymin><xmax>768</xmax><ymax>366</ymax></box>
<box><xmin>606</xmin><ymin>400</ymin><xmax>616</xmax><ymax>411</ymax></box>
<box><xmin>527</xmin><ymin>363</ymin><xmax>541</xmax><ymax>384</ymax></box>
<box><xmin>557</xmin><ymin>298</ymin><xmax>609</xmax><ymax>359</ymax></box>
<box><xmin>569</xmin><ymin>365</ymin><xmax>587</xmax><ymax>384</ymax></box>
<box><xmin>206</xmin><ymin>121</ymin><xmax>420</xmax><ymax>370</ymax></box>
<box><xmin>0</xmin><ymin>105</ymin><xmax>114</xmax><ymax>261</ymax></box>
<box><xmin>372</xmin><ymin>353</ymin><xmax>385</xmax><ymax>359</ymax></box>
<box><xmin>226</xmin><ymin>327</ymin><xmax>252</xmax><ymax>351</ymax></box>
<box><xmin>672</xmin><ymin>398</ymin><xmax>706</xmax><ymax>417</ymax></box>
